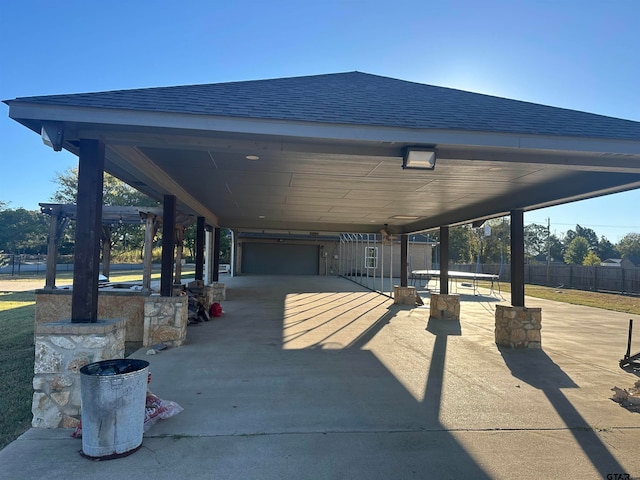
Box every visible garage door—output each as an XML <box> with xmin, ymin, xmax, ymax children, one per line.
<box><xmin>242</xmin><ymin>243</ymin><xmax>319</xmax><ymax>275</ymax></box>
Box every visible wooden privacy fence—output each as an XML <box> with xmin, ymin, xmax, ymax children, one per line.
<box><xmin>451</xmin><ymin>263</ymin><xmax>640</xmax><ymax>295</ymax></box>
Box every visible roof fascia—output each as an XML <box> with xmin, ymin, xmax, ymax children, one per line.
<box><xmin>8</xmin><ymin>101</ymin><xmax>640</xmax><ymax>157</ymax></box>
<box><xmin>437</xmin><ymin>148</ymin><xmax>640</xmax><ymax>173</ymax></box>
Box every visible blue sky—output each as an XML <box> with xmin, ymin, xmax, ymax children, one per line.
<box><xmin>1</xmin><ymin>0</ymin><xmax>639</xmax><ymax>242</ymax></box>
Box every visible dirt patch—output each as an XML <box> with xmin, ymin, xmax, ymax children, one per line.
<box><xmin>0</xmin><ymin>278</ymin><xmax>47</xmax><ymax>292</ymax></box>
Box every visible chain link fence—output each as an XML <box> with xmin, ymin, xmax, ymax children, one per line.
<box><xmin>0</xmin><ymin>254</ymin><xmax>146</xmax><ymax>278</ymax></box>
<box><xmin>0</xmin><ymin>254</ymin><xmax>54</xmax><ymax>277</ymax></box>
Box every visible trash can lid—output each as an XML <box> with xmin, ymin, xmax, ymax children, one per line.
<box><xmin>80</xmin><ymin>359</ymin><xmax>149</xmax><ymax>376</ymax></box>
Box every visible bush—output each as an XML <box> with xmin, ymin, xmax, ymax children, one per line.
<box><xmin>110</xmin><ymin>247</ymin><xmax>163</xmax><ymax>264</ymax></box>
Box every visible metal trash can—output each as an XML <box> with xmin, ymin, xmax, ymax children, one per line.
<box><xmin>80</xmin><ymin>359</ymin><xmax>149</xmax><ymax>459</ymax></box>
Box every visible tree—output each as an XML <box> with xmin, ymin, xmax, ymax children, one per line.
<box><xmin>52</xmin><ymin>167</ymin><xmax>156</xmax><ymax>207</ymax></box>
<box><xmin>564</xmin><ymin>236</ymin><xmax>590</xmax><ymax>265</ymax></box>
<box><xmin>583</xmin><ymin>251</ymin><xmax>601</xmax><ymax>266</ymax></box>
<box><xmin>549</xmin><ymin>234</ymin><xmax>564</xmax><ymax>262</ymax></box>
<box><xmin>524</xmin><ymin>223</ymin><xmax>549</xmax><ymax>262</ymax></box>
<box><xmin>482</xmin><ymin>218</ymin><xmax>510</xmax><ymax>264</ymax></box>
<box><xmin>51</xmin><ymin>167</ymin><xmax>158</xmax><ymax>256</ymax></box>
<box><xmin>429</xmin><ymin>219</ymin><xmax>514</xmax><ymax>265</ymax></box>
<box><xmin>595</xmin><ymin>236</ymin><xmax>619</xmax><ymax>260</ymax></box>
<box><xmin>565</xmin><ymin>224</ymin><xmax>598</xmax><ymax>252</ymax></box>
<box><xmin>219</xmin><ymin>228</ymin><xmax>232</xmax><ymax>263</ymax></box>
<box><xmin>182</xmin><ymin>224</ymin><xmax>196</xmax><ymax>260</ymax></box>
<box><xmin>0</xmin><ymin>208</ymin><xmax>48</xmax><ymax>253</ymax></box>
<box><xmin>448</xmin><ymin>225</ymin><xmax>474</xmax><ymax>263</ymax></box>
<box><xmin>617</xmin><ymin>233</ymin><xmax>640</xmax><ymax>258</ymax></box>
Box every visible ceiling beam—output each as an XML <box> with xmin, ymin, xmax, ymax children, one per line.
<box><xmin>108</xmin><ymin>145</ymin><xmax>220</xmax><ymax>226</ymax></box>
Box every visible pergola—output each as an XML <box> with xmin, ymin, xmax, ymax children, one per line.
<box><xmin>6</xmin><ymin>71</ymin><xmax>640</xmax><ymax>324</ymax></box>
<box><xmin>38</xmin><ymin>203</ymin><xmax>195</xmax><ymax>290</ymax></box>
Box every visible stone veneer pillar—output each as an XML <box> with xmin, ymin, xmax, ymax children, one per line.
<box><xmin>35</xmin><ymin>290</ymin><xmax>147</xmax><ymax>343</ymax></box>
<box><xmin>210</xmin><ymin>282</ymin><xmax>226</xmax><ymax>302</ymax></box>
<box><xmin>32</xmin><ymin>318</ymin><xmax>125</xmax><ymax>429</ymax></box>
<box><xmin>394</xmin><ymin>285</ymin><xmax>417</xmax><ymax>305</ymax></box>
<box><xmin>429</xmin><ymin>293</ymin><xmax>460</xmax><ymax>320</ymax></box>
<box><xmin>143</xmin><ymin>296</ymin><xmax>188</xmax><ymax>347</ymax></box>
<box><xmin>494</xmin><ymin>305</ymin><xmax>542</xmax><ymax>349</ymax></box>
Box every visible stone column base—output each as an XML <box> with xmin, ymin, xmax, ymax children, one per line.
<box><xmin>429</xmin><ymin>293</ymin><xmax>460</xmax><ymax>320</ymax></box>
<box><xmin>394</xmin><ymin>285</ymin><xmax>416</xmax><ymax>305</ymax></box>
<box><xmin>202</xmin><ymin>285</ymin><xmax>214</xmax><ymax>310</ymax></box>
<box><xmin>495</xmin><ymin>305</ymin><xmax>542</xmax><ymax>349</ymax></box>
<box><xmin>143</xmin><ymin>296</ymin><xmax>187</xmax><ymax>347</ymax></box>
<box><xmin>32</xmin><ymin>318</ymin><xmax>125</xmax><ymax>429</ymax></box>
<box><xmin>35</xmin><ymin>290</ymin><xmax>147</xmax><ymax>343</ymax></box>
<box><xmin>210</xmin><ymin>282</ymin><xmax>226</xmax><ymax>302</ymax></box>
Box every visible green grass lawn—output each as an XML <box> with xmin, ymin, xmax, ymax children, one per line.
<box><xmin>0</xmin><ymin>268</ymin><xmax>194</xmax><ymax>451</ymax></box>
<box><xmin>0</xmin><ymin>291</ymin><xmax>35</xmax><ymax>450</ymax></box>
<box><xmin>483</xmin><ymin>281</ymin><xmax>640</xmax><ymax>315</ymax></box>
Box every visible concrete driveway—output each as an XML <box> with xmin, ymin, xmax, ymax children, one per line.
<box><xmin>1</xmin><ymin>275</ymin><xmax>639</xmax><ymax>479</ymax></box>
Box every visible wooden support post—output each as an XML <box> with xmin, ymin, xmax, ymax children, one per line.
<box><xmin>439</xmin><ymin>226</ymin><xmax>449</xmax><ymax>295</ymax></box>
<box><xmin>161</xmin><ymin>195</ymin><xmax>176</xmax><ymax>297</ymax></box>
<box><xmin>511</xmin><ymin>209</ymin><xmax>525</xmax><ymax>307</ymax></box>
<box><xmin>101</xmin><ymin>226</ymin><xmax>111</xmax><ymax>279</ymax></box>
<box><xmin>71</xmin><ymin>139</ymin><xmax>105</xmax><ymax>323</ymax></box>
<box><xmin>174</xmin><ymin>226</ymin><xmax>185</xmax><ymax>285</ymax></box>
<box><xmin>400</xmin><ymin>233</ymin><xmax>408</xmax><ymax>287</ymax></box>
<box><xmin>142</xmin><ymin>213</ymin><xmax>157</xmax><ymax>292</ymax></box>
<box><xmin>213</xmin><ymin>227</ymin><xmax>221</xmax><ymax>282</ymax></box>
<box><xmin>195</xmin><ymin>217</ymin><xmax>205</xmax><ymax>281</ymax></box>
<box><xmin>204</xmin><ymin>228</ymin><xmax>212</xmax><ymax>284</ymax></box>
<box><xmin>44</xmin><ymin>207</ymin><xmax>60</xmax><ymax>290</ymax></box>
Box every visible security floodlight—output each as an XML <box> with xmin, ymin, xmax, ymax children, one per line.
<box><xmin>41</xmin><ymin>122</ymin><xmax>64</xmax><ymax>151</ymax></box>
<box><xmin>402</xmin><ymin>147</ymin><xmax>436</xmax><ymax>170</ymax></box>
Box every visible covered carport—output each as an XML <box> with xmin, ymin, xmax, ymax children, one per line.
<box><xmin>5</xmin><ymin>70</ymin><xmax>640</xmax><ymax>477</ymax></box>
<box><xmin>6</xmin><ymin>71</ymin><xmax>640</xmax><ymax>331</ymax></box>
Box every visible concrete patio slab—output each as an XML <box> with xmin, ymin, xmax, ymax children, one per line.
<box><xmin>1</xmin><ymin>275</ymin><xmax>639</xmax><ymax>479</ymax></box>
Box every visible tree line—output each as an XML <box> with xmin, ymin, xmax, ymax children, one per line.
<box><xmin>428</xmin><ymin>219</ymin><xmax>640</xmax><ymax>266</ymax></box>
<box><xmin>1</xmin><ymin>170</ymin><xmax>639</xmax><ymax>266</ymax></box>
<box><xmin>0</xmin><ymin>168</ymin><xmax>231</xmax><ymax>263</ymax></box>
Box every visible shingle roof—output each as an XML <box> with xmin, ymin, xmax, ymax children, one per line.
<box><xmin>623</xmin><ymin>254</ymin><xmax>640</xmax><ymax>267</ymax></box>
<box><xmin>8</xmin><ymin>71</ymin><xmax>640</xmax><ymax>140</ymax></box>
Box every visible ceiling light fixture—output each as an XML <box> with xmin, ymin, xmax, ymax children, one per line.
<box><xmin>246</xmin><ymin>155</ymin><xmax>260</xmax><ymax>161</ymax></box>
<box><xmin>391</xmin><ymin>215</ymin><xmax>420</xmax><ymax>220</ymax></box>
<box><xmin>402</xmin><ymin>147</ymin><xmax>436</xmax><ymax>170</ymax></box>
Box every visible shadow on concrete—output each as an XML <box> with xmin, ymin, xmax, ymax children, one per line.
<box><xmin>499</xmin><ymin>347</ymin><xmax>627</xmax><ymax>477</ymax></box>
<box><xmin>214</xmin><ymin>276</ymin><xmax>492</xmax><ymax>477</ymax></box>
<box><xmin>421</xmin><ymin>317</ymin><xmax>463</xmax><ymax>425</ymax></box>
<box><xmin>455</xmin><ymin>292</ymin><xmax>504</xmax><ymax>304</ymax></box>
<box><xmin>346</xmin><ymin>304</ymin><xmax>413</xmax><ymax>350</ymax></box>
